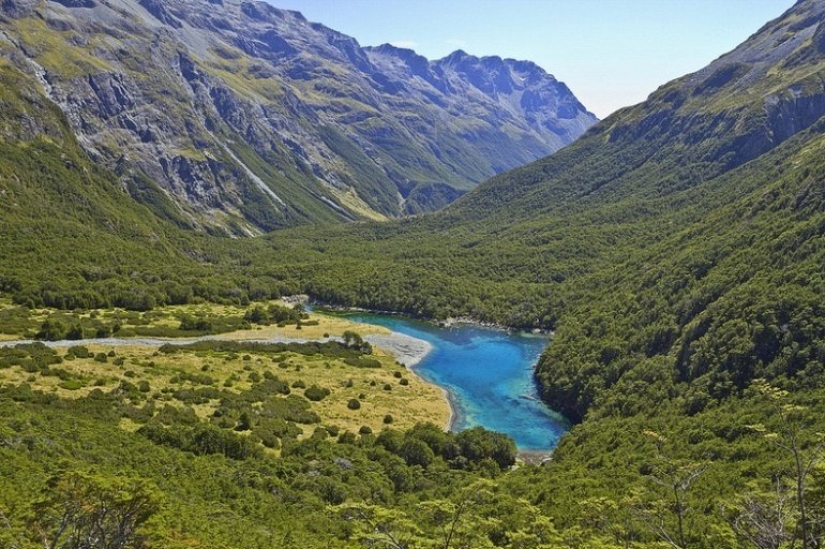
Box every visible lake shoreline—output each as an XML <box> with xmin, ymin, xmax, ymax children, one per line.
<box><xmin>364</xmin><ymin>332</ymin><xmax>455</xmax><ymax>431</ymax></box>
<box><xmin>314</xmin><ymin>304</ymin><xmax>552</xmax><ymax>337</ymax></box>
<box><xmin>343</xmin><ymin>311</ymin><xmax>565</xmax><ymax>451</ymax></box>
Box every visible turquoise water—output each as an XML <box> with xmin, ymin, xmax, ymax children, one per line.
<box><xmin>342</xmin><ymin>313</ymin><xmax>569</xmax><ymax>452</ymax></box>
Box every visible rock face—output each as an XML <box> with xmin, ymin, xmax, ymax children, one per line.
<box><xmin>0</xmin><ymin>0</ymin><xmax>597</xmax><ymax>233</ymax></box>
<box><xmin>596</xmin><ymin>0</ymin><xmax>825</xmax><ymax>178</ymax></box>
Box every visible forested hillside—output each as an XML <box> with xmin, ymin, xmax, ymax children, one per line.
<box><xmin>3</xmin><ymin>0</ymin><xmax>825</xmax><ymax>547</ymax></box>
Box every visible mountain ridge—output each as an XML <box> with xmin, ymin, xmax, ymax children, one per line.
<box><xmin>440</xmin><ymin>0</ymin><xmax>825</xmax><ymax>226</ymax></box>
<box><xmin>0</xmin><ymin>0</ymin><xmax>596</xmax><ymax>232</ymax></box>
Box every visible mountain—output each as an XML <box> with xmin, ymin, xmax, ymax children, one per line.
<box><xmin>6</xmin><ymin>1</ymin><xmax>825</xmax><ymax>547</ymax></box>
<box><xmin>245</xmin><ymin>0</ymin><xmax>825</xmax><ymax>425</ymax></box>
<box><xmin>0</xmin><ymin>0</ymin><xmax>596</xmax><ymax>234</ymax></box>
<box><xmin>0</xmin><ymin>52</ymin><xmax>234</xmax><ymax>311</ymax></box>
<box><xmin>447</xmin><ymin>0</ymin><xmax>825</xmax><ymax>223</ymax></box>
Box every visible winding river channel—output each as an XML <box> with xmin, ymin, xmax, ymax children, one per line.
<box><xmin>340</xmin><ymin>312</ymin><xmax>569</xmax><ymax>452</ymax></box>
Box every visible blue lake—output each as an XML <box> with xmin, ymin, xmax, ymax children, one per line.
<box><xmin>340</xmin><ymin>312</ymin><xmax>569</xmax><ymax>452</ymax></box>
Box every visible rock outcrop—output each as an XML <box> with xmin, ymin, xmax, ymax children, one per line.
<box><xmin>0</xmin><ymin>0</ymin><xmax>597</xmax><ymax>233</ymax></box>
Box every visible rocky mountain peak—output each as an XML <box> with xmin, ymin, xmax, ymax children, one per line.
<box><xmin>0</xmin><ymin>0</ymin><xmax>597</xmax><ymax>231</ymax></box>
<box><xmin>578</xmin><ymin>0</ymin><xmax>825</xmax><ymax>199</ymax></box>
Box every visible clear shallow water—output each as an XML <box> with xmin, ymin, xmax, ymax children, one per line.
<box><xmin>341</xmin><ymin>313</ymin><xmax>569</xmax><ymax>452</ymax></box>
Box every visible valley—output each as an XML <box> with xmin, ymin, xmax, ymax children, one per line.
<box><xmin>2</xmin><ymin>0</ymin><xmax>825</xmax><ymax>547</ymax></box>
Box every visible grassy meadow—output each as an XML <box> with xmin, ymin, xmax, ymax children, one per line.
<box><xmin>0</xmin><ymin>300</ymin><xmax>450</xmax><ymax>437</ymax></box>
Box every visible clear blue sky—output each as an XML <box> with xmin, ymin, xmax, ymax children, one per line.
<box><xmin>265</xmin><ymin>0</ymin><xmax>796</xmax><ymax>118</ymax></box>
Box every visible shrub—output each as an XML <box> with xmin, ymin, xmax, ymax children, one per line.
<box><xmin>344</xmin><ymin>357</ymin><xmax>382</xmax><ymax>368</ymax></box>
<box><xmin>179</xmin><ymin>315</ymin><xmax>212</xmax><ymax>332</ymax></box>
<box><xmin>244</xmin><ymin>306</ymin><xmax>268</xmax><ymax>324</ymax></box>
<box><xmin>383</xmin><ymin>414</ymin><xmax>394</xmax><ymax>424</ymax></box>
<box><xmin>346</xmin><ymin>398</ymin><xmax>361</xmax><ymax>410</ymax></box>
<box><xmin>338</xmin><ymin>431</ymin><xmax>356</xmax><ymax>444</ymax></box>
<box><xmin>68</xmin><ymin>345</ymin><xmax>91</xmax><ymax>359</ymax></box>
<box><xmin>304</xmin><ymin>385</ymin><xmax>330</xmax><ymax>402</ymax></box>
<box><xmin>259</xmin><ymin>431</ymin><xmax>279</xmax><ymax>449</ymax></box>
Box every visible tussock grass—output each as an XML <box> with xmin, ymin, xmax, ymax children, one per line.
<box><xmin>0</xmin><ymin>302</ymin><xmax>448</xmax><ymax>435</ymax></box>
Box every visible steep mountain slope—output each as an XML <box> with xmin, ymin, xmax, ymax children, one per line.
<box><xmin>241</xmin><ymin>0</ymin><xmax>825</xmax><ymax>423</ymax></box>
<box><xmin>0</xmin><ymin>0</ymin><xmax>595</xmax><ymax>234</ymax></box>
<box><xmin>0</xmin><ymin>54</ymin><xmax>237</xmax><ymax>310</ymax></box>
<box><xmin>448</xmin><ymin>0</ymin><xmax>825</xmax><ymax>223</ymax></box>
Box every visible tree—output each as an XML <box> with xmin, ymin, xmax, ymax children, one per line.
<box><xmin>343</xmin><ymin>331</ymin><xmax>364</xmax><ymax>349</ymax></box>
<box><xmin>244</xmin><ymin>306</ymin><xmax>269</xmax><ymax>324</ymax></box>
<box><xmin>400</xmin><ymin>439</ymin><xmax>434</xmax><ymax>468</ymax></box>
<box><xmin>29</xmin><ymin>471</ymin><xmax>158</xmax><ymax>549</ymax></box>
<box><xmin>339</xmin><ymin>503</ymin><xmax>423</xmax><ymax>549</ymax></box>
<box><xmin>634</xmin><ymin>429</ymin><xmax>705</xmax><ymax>549</ymax></box>
<box><xmin>36</xmin><ymin>320</ymin><xmax>65</xmax><ymax>341</ymax></box>
<box><xmin>748</xmin><ymin>380</ymin><xmax>825</xmax><ymax>549</ymax></box>
<box><xmin>0</xmin><ymin>507</ymin><xmax>24</xmax><ymax>549</ymax></box>
<box><xmin>455</xmin><ymin>427</ymin><xmax>517</xmax><ymax>471</ymax></box>
<box><xmin>235</xmin><ymin>411</ymin><xmax>252</xmax><ymax>431</ymax></box>
<box><xmin>730</xmin><ymin>480</ymin><xmax>794</xmax><ymax>549</ymax></box>
<box><xmin>417</xmin><ymin>480</ymin><xmax>498</xmax><ymax>549</ymax></box>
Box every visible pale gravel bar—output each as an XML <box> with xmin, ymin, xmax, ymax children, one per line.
<box><xmin>364</xmin><ymin>332</ymin><xmax>432</xmax><ymax>368</ymax></box>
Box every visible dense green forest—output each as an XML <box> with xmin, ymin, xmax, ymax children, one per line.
<box><xmin>4</xmin><ymin>339</ymin><xmax>825</xmax><ymax>548</ymax></box>
<box><xmin>3</xmin><ymin>0</ymin><xmax>825</xmax><ymax>547</ymax></box>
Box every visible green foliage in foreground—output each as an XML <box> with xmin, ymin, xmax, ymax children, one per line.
<box><xmin>5</xmin><ymin>375</ymin><xmax>825</xmax><ymax>548</ymax></box>
<box><xmin>0</xmin><ymin>378</ymin><xmax>522</xmax><ymax>548</ymax></box>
